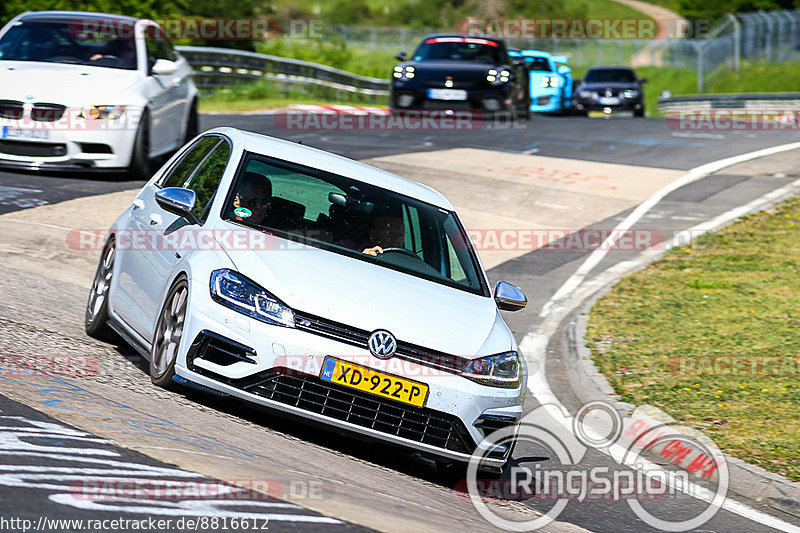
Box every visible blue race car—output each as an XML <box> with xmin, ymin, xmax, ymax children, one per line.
<box><xmin>510</xmin><ymin>50</ymin><xmax>573</xmax><ymax>114</ymax></box>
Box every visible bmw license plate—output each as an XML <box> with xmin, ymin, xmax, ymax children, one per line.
<box><xmin>1</xmin><ymin>126</ymin><xmax>50</xmax><ymax>140</ymax></box>
<box><xmin>598</xmin><ymin>97</ymin><xmax>620</xmax><ymax>105</ymax></box>
<box><xmin>320</xmin><ymin>356</ymin><xmax>428</xmax><ymax>407</ymax></box>
<box><xmin>427</xmin><ymin>89</ymin><xmax>468</xmax><ymax>101</ymax></box>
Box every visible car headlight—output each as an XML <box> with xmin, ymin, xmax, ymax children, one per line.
<box><xmin>577</xmin><ymin>89</ymin><xmax>592</xmax><ymax>99</ymax></box>
<box><xmin>540</xmin><ymin>76</ymin><xmax>561</xmax><ymax>88</ymax></box>
<box><xmin>623</xmin><ymin>89</ymin><xmax>640</xmax><ymax>99</ymax></box>
<box><xmin>81</xmin><ymin>105</ymin><xmax>126</xmax><ymax>120</ymax></box>
<box><xmin>462</xmin><ymin>351</ymin><xmax>521</xmax><ymax>388</ymax></box>
<box><xmin>210</xmin><ymin>269</ymin><xmax>295</xmax><ymax>327</ymax></box>
<box><xmin>393</xmin><ymin>65</ymin><xmax>415</xmax><ymax>80</ymax></box>
<box><xmin>486</xmin><ymin>69</ymin><xmax>510</xmax><ymax>84</ymax></box>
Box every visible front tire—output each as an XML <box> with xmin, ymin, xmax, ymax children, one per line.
<box><xmin>85</xmin><ymin>238</ymin><xmax>117</xmax><ymax>341</ymax></box>
<box><xmin>184</xmin><ymin>99</ymin><xmax>199</xmax><ymax>143</ymax></box>
<box><xmin>127</xmin><ymin>111</ymin><xmax>150</xmax><ymax>179</ymax></box>
<box><xmin>150</xmin><ymin>277</ymin><xmax>189</xmax><ymax>388</ymax></box>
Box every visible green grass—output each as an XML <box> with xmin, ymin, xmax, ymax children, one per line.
<box><xmin>198</xmin><ymin>78</ymin><xmax>382</xmax><ymax>113</ymax></box>
<box><xmin>586</xmin><ymin>197</ymin><xmax>800</xmax><ymax>481</ymax></box>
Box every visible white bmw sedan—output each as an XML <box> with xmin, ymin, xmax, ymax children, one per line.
<box><xmin>0</xmin><ymin>11</ymin><xmax>197</xmax><ymax>177</ymax></box>
<box><xmin>86</xmin><ymin>127</ymin><xmax>528</xmax><ymax>473</ymax></box>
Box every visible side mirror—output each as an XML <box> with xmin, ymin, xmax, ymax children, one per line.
<box><xmin>152</xmin><ymin>58</ymin><xmax>178</xmax><ymax>76</ymax></box>
<box><xmin>155</xmin><ymin>187</ymin><xmax>200</xmax><ymax>225</ymax></box>
<box><xmin>494</xmin><ymin>281</ymin><xmax>527</xmax><ymax>312</ymax></box>
<box><xmin>557</xmin><ymin>64</ymin><xmax>571</xmax><ymax>75</ymax></box>
<box><xmin>639</xmin><ymin>77</ymin><xmax>648</xmax><ymax>84</ymax></box>
<box><xmin>395</xmin><ymin>51</ymin><xmax>407</xmax><ymax>61</ymax></box>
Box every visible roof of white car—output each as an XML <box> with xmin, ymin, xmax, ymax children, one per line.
<box><xmin>212</xmin><ymin>127</ymin><xmax>455</xmax><ymax>210</ymax></box>
<box><xmin>18</xmin><ymin>11</ymin><xmax>141</xmax><ymax>23</ymax></box>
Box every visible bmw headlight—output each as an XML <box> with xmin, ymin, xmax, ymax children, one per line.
<box><xmin>577</xmin><ymin>89</ymin><xmax>592</xmax><ymax>99</ymax></box>
<box><xmin>81</xmin><ymin>105</ymin><xmax>126</xmax><ymax>120</ymax></box>
<box><xmin>486</xmin><ymin>69</ymin><xmax>510</xmax><ymax>84</ymax></box>
<box><xmin>393</xmin><ymin>65</ymin><xmax>415</xmax><ymax>79</ymax></box>
<box><xmin>462</xmin><ymin>352</ymin><xmax>521</xmax><ymax>388</ymax></box>
<box><xmin>540</xmin><ymin>76</ymin><xmax>561</xmax><ymax>88</ymax></box>
<box><xmin>210</xmin><ymin>269</ymin><xmax>295</xmax><ymax>327</ymax></box>
<box><xmin>623</xmin><ymin>89</ymin><xmax>640</xmax><ymax>99</ymax></box>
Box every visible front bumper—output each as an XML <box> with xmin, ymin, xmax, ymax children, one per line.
<box><xmin>0</xmin><ymin>119</ymin><xmax>136</xmax><ymax>170</ymax></box>
<box><xmin>175</xmin><ymin>283</ymin><xmax>524</xmax><ymax>469</ymax></box>
<box><xmin>573</xmin><ymin>98</ymin><xmax>643</xmax><ymax>113</ymax></box>
<box><xmin>529</xmin><ymin>88</ymin><xmax>562</xmax><ymax>112</ymax></box>
<box><xmin>390</xmin><ymin>84</ymin><xmax>514</xmax><ymax>113</ymax></box>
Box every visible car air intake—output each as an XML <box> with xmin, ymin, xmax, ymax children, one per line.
<box><xmin>0</xmin><ymin>100</ymin><xmax>23</xmax><ymax>120</ymax></box>
<box><xmin>31</xmin><ymin>103</ymin><xmax>66</xmax><ymax>122</ymax></box>
<box><xmin>0</xmin><ymin>140</ymin><xmax>67</xmax><ymax>157</ymax></box>
<box><xmin>248</xmin><ymin>370</ymin><xmax>475</xmax><ymax>454</ymax></box>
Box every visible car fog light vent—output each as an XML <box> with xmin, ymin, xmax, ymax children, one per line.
<box><xmin>397</xmin><ymin>94</ymin><xmax>415</xmax><ymax>108</ymax></box>
<box><xmin>482</xmin><ymin>98</ymin><xmax>501</xmax><ymax>111</ymax></box>
<box><xmin>187</xmin><ymin>330</ymin><xmax>256</xmax><ymax>368</ymax></box>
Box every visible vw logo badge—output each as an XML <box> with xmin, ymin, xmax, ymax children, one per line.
<box><xmin>368</xmin><ymin>330</ymin><xmax>397</xmax><ymax>359</ymax></box>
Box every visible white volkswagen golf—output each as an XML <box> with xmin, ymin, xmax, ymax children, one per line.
<box><xmin>86</xmin><ymin>127</ymin><xmax>528</xmax><ymax>473</ymax></box>
<box><xmin>0</xmin><ymin>11</ymin><xmax>197</xmax><ymax>177</ymax></box>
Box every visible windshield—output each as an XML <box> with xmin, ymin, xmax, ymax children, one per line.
<box><xmin>525</xmin><ymin>56</ymin><xmax>553</xmax><ymax>72</ymax></box>
<box><xmin>0</xmin><ymin>20</ymin><xmax>138</xmax><ymax>70</ymax></box>
<box><xmin>412</xmin><ymin>37</ymin><xmax>503</xmax><ymax>63</ymax></box>
<box><xmin>584</xmin><ymin>68</ymin><xmax>637</xmax><ymax>83</ymax></box>
<box><xmin>224</xmin><ymin>153</ymin><xmax>488</xmax><ymax>296</ymax></box>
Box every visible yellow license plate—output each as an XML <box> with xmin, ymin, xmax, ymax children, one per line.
<box><xmin>320</xmin><ymin>356</ymin><xmax>429</xmax><ymax>408</ymax></box>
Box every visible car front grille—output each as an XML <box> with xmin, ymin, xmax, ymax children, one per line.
<box><xmin>293</xmin><ymin>311</ymin><xmax>469</xmax><ymax>374</ymax></box>
<box><xmin>31</xmin><ymin>103</ymin><xmax>66</xmax><ymax>122</ymax></box>
<box><xmin>422</xmin><ymin>100</ymin><xmax>474</xmax><ymax>110</ymax></box>
<box><xmin>0</xmin><ymin>100</ymin><xmax>23</xmax><ymax>120</ymax></box>
<box><xmin>0</xmin><ymin>140</ymin><xmax>67</xmax><ymax>157</ymax></box>
<box><xmin>246</xmin><ymin>370</ymin><xmax>474</xmax><ymax>454</ymax></box>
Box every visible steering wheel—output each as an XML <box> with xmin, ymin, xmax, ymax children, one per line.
<box><xmin>380</xmin><ymin>247</ymin><xmax>419</xmax><ymax>259</ymax></box>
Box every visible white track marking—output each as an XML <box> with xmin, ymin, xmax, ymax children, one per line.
<box><xmin>540</xmin><ymin>141</ymin><xmax>800</xmax><ymax>317</ymax></box>
<box><xmin>524</xmin><ymin>144</ymin><xmax>800</xmax><ymax>532</ymax></box>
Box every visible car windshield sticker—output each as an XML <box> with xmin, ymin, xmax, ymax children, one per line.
<box><xmin>234</xmin><ymin>207</ymin><xmax>252</xmax><ymax>218</ymax></box>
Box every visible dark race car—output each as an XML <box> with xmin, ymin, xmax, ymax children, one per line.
<box><xmin>573</xmin><ymin>66</ymin><xmax>647</xmax><ymax>117</ymax></box>
<box><xmin>390</xmin><ymin>34</ymin><xmax>530</xmax><ymax>119</ymax></box>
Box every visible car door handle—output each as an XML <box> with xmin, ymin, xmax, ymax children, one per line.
<box><xmin>149</xmin><ymin>213</ymin><xmax>162</xmax><ymax>225</ymax></box>
<box><xmin>132</xmin><ymin>199</ymin><xmax>144</xmax><ymax>210</ymax></box>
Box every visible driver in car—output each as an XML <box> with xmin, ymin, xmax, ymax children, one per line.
<box><xmin>361</xmin><ymin>214</ymin><xmax>405</xmax><ymax>256</ymax></box>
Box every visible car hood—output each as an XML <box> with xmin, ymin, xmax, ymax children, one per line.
<box><xmin>223</xmin><ymin>238</ymin><xmax>505</xmax><ymax>358</ymax></box>
<box><xmin>0</xmin><ymin>61</ymin><xmax>142</xmax><ymax>105</ymax></box>
<box><xmin>402</xmin><ymin>61</ymin><xmax>504</xmax><ymax>83</ymax></box>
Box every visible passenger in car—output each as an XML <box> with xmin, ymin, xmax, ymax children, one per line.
<box><xmin>232</xmin><ymin>172</ymin><xmax>272</xmax><ymax>224</ymax></box>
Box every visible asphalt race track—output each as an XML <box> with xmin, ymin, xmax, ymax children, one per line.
<box><xmin>1</xmin><ymin>113</ymin><xmax>799</xmax><ymax>533</ymax></box>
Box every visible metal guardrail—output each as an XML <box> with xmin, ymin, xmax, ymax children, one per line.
<box><xmin>658</xmin><ymin>93</ymin><xmax>800</xmax><ymax>112</ymax></box>
<box><xmin>175</xmin><ymin>46</ymin><xmax>390</xmax><ymax>99</ymax></box>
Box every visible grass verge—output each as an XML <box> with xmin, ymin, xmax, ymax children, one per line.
<box><xmin>198</xmin><ymin>79</ymin><xmax>383</xmax><ymax>113</ymax></box>
<box><xmin>586</xmin><ymin>197</ymin><xmax>800</xmax><ymax>481</ymax></box>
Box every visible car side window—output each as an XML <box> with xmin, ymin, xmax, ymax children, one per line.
<box><xmin>145</xmin><ymin>28</ymin><xmax>177</xmax><ymax>72</ymax></box>
<box><xmin>186</xmin><ymin>141</ymin><xmax>231</xmax><ymax>221</ymax></box>
<box><xmin>160</xmin><ymin>137</ymin><xmax>220</xmax><ymax>189</ymax></box>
